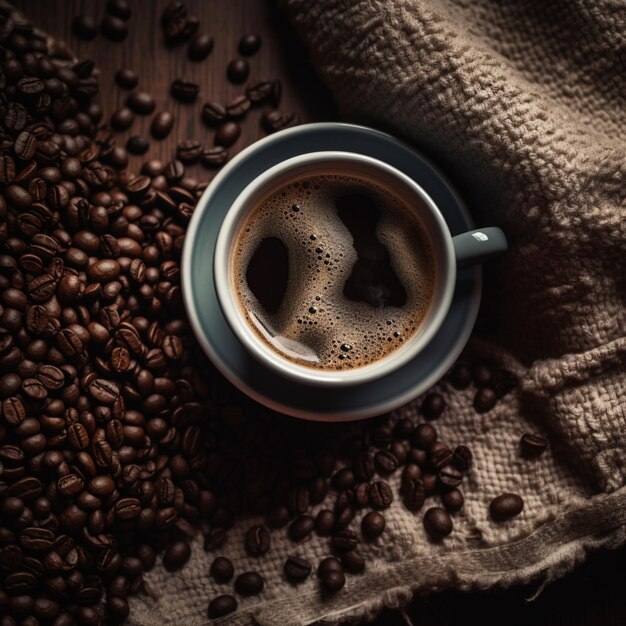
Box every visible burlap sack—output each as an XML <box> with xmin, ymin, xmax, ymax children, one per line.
<box><xmin>130</xmin><ymin>0</ymin><xmax>626</xmax><ymax>624</ymax></box>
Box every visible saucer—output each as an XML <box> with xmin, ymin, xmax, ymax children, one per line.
<box><xmin>182</xmin><ymin>123</ymin><xmax>481</xmax><ymax>420</ymax></box>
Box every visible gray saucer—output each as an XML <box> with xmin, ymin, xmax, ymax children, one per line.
<box><xmin>182</xmin><ymin>123</ymin><xmax>481</xmax><ymax>420</ymax></box>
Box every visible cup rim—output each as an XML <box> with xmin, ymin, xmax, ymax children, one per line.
<box><xmin>213</xmin><ymin>151</ymin><xmax>457</xmax><ymax>387</ymax></box>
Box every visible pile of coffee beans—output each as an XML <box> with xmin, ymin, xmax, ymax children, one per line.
<box><xmin>0</xmin><ymin>5</ymin><xmax>546</xmax><ymax>625</ymax></box>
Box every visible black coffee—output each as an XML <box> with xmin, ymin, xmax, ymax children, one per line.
<box><xmin>232</xmin><ymin>174</ymin><xmax>436</xmax><ymax>370</ymax></box>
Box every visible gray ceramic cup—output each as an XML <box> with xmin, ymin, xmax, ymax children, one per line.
<box><xmin>212</xmin><ymin>151</ymin><xmax>506</xmax><ymax>388</ymax></box>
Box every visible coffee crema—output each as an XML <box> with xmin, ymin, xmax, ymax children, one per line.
<box><xmin>231</xmin><ymin>174</ymin><xmax>436</xmax><ymax>370</ymax></box>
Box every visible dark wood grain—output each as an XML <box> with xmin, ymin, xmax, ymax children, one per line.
<box><xmin>11</xmin><ymin>2</ymin><xmax>626</xmax><ymax>625</ymax></box>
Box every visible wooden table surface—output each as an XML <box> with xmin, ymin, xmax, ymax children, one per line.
<box><xmin>13</xmin><ymin>1</ymin><xmax>626</xmax><ymax>625</ymax></box>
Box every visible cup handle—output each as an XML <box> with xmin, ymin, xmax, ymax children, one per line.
<box><xmin>452</xmin><ymin>227</ymin><xmax>507</xmax><ymax>269</ymax></box>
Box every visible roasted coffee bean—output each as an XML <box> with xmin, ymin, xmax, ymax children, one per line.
<box><xmin>423</xmin><ymin>507</ymin><xmax>453</xmax><ymax>540</ymax></box>
<box><xmin>449</xmin><ymin>361</ymin><xmax>472</xmax><ymax>389</ymax></box>
<box><xmin>111</xmin><ymin>107</ymin><xmax>134</xmax><ymax>131</ymax></box>
<box><xmin>0</xmin><ymin>154</ymin><xmax>16</xmax><ymax>184</ymax></box>
<box><xmin>127</xmin><ymin>91</ymin><xmax>156</xmax><ymax>115</ymax></box>
<box><xmin>201</xmin><ymin>146</ymin><xmax>228</xmax><ymax>168</ymax></box>
<box><xmin>340</xmin><ymin>549</ymin><xmax>364</xmax><ymax>574</ymax></box>
<box><xmin>320</xmin><ymin>568</ymin><xmax>345</xmax><ymax>593</ymax></box>
<box><xmin>101</xmin><ymin>14</ymin><xmax>128</xmax><ymax>41</ymax></box>
<box><xmin>234</xmin><ymin>571</ymin><xmax>264</xmax><ymax>595</ymax></box>
<box><xmin>20</xmin><ymin>526</ymin><xmax>55</xmax><ymax>551</ymax></box>
<box><xmin>261</xmin><ymin>110</ymin><xmax>299</xmax><ymax>133</ymax></box>
<box><xmin>402</xmin><ymin>477</ymin><xmax>425</xmax><ymax>511</ymax></box>
<box><xmin>520</xmin><ymin>433</ymin><xmax>548</xmax><ymax>458</ymax></box>
<box><xmin>369</xmin><ymin>481</ymin><xmax>393</xmax><ymax>510</ymax></box>
<box><xmin>353</xmin><ymin>451</ymin><xmax>375</xmax><ymax>481</ymax></box>
<box><xmin>489</xmin><ymin>493</ymin><xmax>524</xmax><ymax>521</ymax></box>
<box><xmin>57</xmin><ymin>474</ymin><xmax>84</xmax><ymax>496</ymax></box>
<box><xmin>491</xmin><ymin>369</ymin><xmax>517</xmax><ymax>398</ymax></box>
<box><xmin>115</xmin><ymin>498</ymin><xmax>141</xmax><ymax>520</ymax></box>
<box><xmin>226</xmin><ymin>95</ymin><xmax>251</xmax><ymax>118</ymax></box>
<box><xmin>284</xmin><ymin>555</ymin><xmax>311</xmax><ymax>583</ymax></box>
<box><xmin>28</xmin><ymin>274</ymin><xmax>56</xmax><ymax>302</ymax></box>
<box><xmin>215</xmin><ymin>121</ymin><xmax>241</xmax><ymax>147</ymax></box>
<box><xmin>245</xmin><ymin>78</ymin><xmax>273</xmax><ymax>103</ymax></box>
<box><xmin>314</xmin><ymin>509</ymin><xmax>335</xmax><ymax>536</ymax></box>
<box><xmin>430</xmin><ymin>442</ymin><xmax>453</xmax><ymax>470</ymax></box>
<box><xmin>453</xmin><ymin>445</ymin><xmax>473</xmax><ymax>471</ymax></box>
<box><xmin>474</xmin><ymin>387</ymin><xmax>497</xmax><ymax>413</ymax></box>
<box><xmin>127</xmin><ymin>136</ymin><xmax>150</xmax><ymax>155</ymax></box>
<box><xmin>289</xmin><ymin>515</ymin><xmax>315</xmax><ymax>541</ymax></box>
<box><xmin>115</xmin><ymin>68</ymin><xmax>138</xmax><ymax>89</ymax></box>
<box><xmin>201</xmin><ymin>101</ymin><xmax>226</xmax><ymax>125</ymax></box>
<box><xmin>188</xmin><ymin>33</ymin><xmax>213</xmax><ymax>61</ymax></box>
<box><xmin>472</xmin><ymin>363</ymin><xmax>492</xmax><ymax>387</ymax></box>
<box><xmin>210</xmin><ymin>556</ymin><xmax>234</xmax><ymax>582</ymax></box>
<box><xmin>238</xmin><ymin>33</ymin><xmax>261</xmax><ymax>56</ymax></box>
<box><xmin>208</xmin><ymin>595</ymin><xmax>237</xmax><ymax>619</ymax></box>
<box><xmin>226</xmin><ymin>58</ymin><xmax>249</xmax><ymax>84</ymax></box>
<box><xmin>67</xmin><ymin>423</ymin><xmax>89</xmax><ymax>450</ymax></box>
<box><xmin>422</xmin><ymin>393</ymin><xmax>445</xmax><ymax>420</ymax></box>
<box><xmin>332</xmin><ymin>467</ymin><xmax>355</xmax><ymax>490</ymax></box>
<box><xmin>244</xmin><ymin>524</ymin><xmax>271</xmax><ymax>555</ymax></box>
<box><xmin>163</xmin><ymin>540</ymin><xmax>191</xmax><ymax>571</ymax></box>
<box><xmin>171</xmin><ymin>79</ymin><xmax>199</xmax><ymax>102</ymax></box>
<box><xmin>150</xmin><ymin>111</ymin><xmax>174</xmax><ymax>139</ymax></box>
<box><xmin>87</xmin><ymin>475</ymin><xmax>115</xmax><ymax>496</ymax></box>
<box><xmin>438</xmin><ymin>465</ymin><xmax>463</xmax><ymax>488</ymax></box>
<box><xmin>15</xmin><ymin>131</ymin><xmax>38</xmax><ymax>160</ymax></box>
<box><xmin>332</xmin><ymin>529</ymin><xmax>358</xmax><ymax>552</ymax></box>
<box><xmin>374</xmin><ymin>449</ymin><xmax>398</xmax><ymax>474</ymax></box>
<box><xmin>441</xmin><ymin>488</ymin><xmax>464</xmax><ymax>512</ymax></box>
<box><xmin>176</xmin><ymin>140</ymin><xmax>202</xmax><ymax>163</ymax></box>
<box><xmin>361</xmin><ymin>511</ymin><xmax>385</xmax><ymax>540</ymax></box>
<box><xmin>107</xmin><ymin>0</ymin><xmax>132</xmax><ymax>20</ymax></box>
<box><xmin>88</xmin><ymin>378</ymin><xmax>120</xmax><ymax>404</ymax></box>
<box><xmin>411</xmin><ymin>423</ymin><xmax>437</xmax><ymax>449</ymax></box>
<box><xmin>73</xmin><ymin>14</ymin><xmax>98</xmax><ymax>40</ymax></box>
<box><xmin>3</xmin><ymin>397</ymin><xmax>26</xmax><ymax>425</ymax></box>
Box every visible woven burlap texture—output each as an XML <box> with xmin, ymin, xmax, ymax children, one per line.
<box><xmin>130</xmin><ymin>0</ymin><xmax>626</xmax><ymax>624</ymax></box>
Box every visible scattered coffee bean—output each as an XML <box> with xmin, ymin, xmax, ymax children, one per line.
<box><xmin>246</xmin><ymin>78</ymin><xmax>273</xmax><ymax>103</ymax></box>
<box><xmin>238</xmin><ymin>33</ymin><xmax>261</xmax><ymax>56</ymax></box>
<box><xmin>227</xmin><ymin>58</ymin><xmax>250</xmax><ymax>84</ymax></box>
<box><xmin>449</xmin><ymin>361</ymin><xmax>472</xmax><ymax>389</ymax></box>
<box><xmin>208</xmin><ymin>595</ymin><xmax>237</xmax><ymax>619</ymax></box>
<box><xmin>171</xmin><ymin>79</ymin><xmax>199</xmax><ymax>102</ymax></box>
<box><xmin>234</xmin><ymin>571</ymin><xmax>264</xmax><ymax>596</ymax></box>
<box><xmin>127</xmin><ymin>90</ymin><xmax>156</xmax><ymax>115</ymax></box>
<box><xmin>369</xmin><ymin>481</ymin><xmax>393</xmax><ymax>510</ymax></box>
<box><xmin>430</xmin><ymin>442</ymin><xmax>453</xmax><ymax>470</ymax></box>
<box><xmin>474</xmin><ymin>387</ymin><xmax>497</xmax><ymax>413</ymax></box>
<box><xmin>320</xmin><ymin>569</ymin><xmax>345</xmax><ymax>593</ymax></box>
<box><xmin>441</xmin><ymin>488</ymin><xmax>464</xmax><ymax>512</ymax></box>
<box><xmin>176</xmin><ymin>140</ymin><xmax>202</xmax><ymax>163</ymax></box>
<box><xmin>315</xmin><ymin>509</ymin><xmax>336</xmax><ymax>536</ymax></box>
<box><xmin>284</xmin><ymin>556</ymin><xmax>311</xmax><ymax>583</ymax></box>
<box><xmin>332</xmin><ymin>529</ymin><xmax>358</xmax><ymax>552</ymax></box>
<box><xmin>361</xmin><ymin>511</ymin><xmax>385</xmax><ymax>540</ymax></box>
<box><xmin>244</xmin><ymin>524</ymin><xmax>271</xmax><ymax>556</ymax></box>
<box><xmin>472</xmin><ymin>364</ymin><xmax>493</xmax><ymax>387</ymax></box>
<box><xmin>202</xmin><ymin>101</ymin><xmax>227</xmax><ymax>126</ymax></box>
<box><xmin>520</xmin><ymin>433</ymin><xmax>548</xmax><ymax>458</ymax></box>
<box><xmin>422</xmin><ymin>393</ymin><xmax>445</xmax><ymax>420</ymax></box>
<box><xmin>100</xmin><ymin>15</ymin><xmax>128</xmax><ymax>41</ymax></box>
<box><xmin>188</xmin><ymin>33</ymin><xmax>214</xmax><ymax>61</ymax></box>
<box><xmin>491</xmin><ymin>369</ymin><xmax>517</xmax><ymax>398</ymax></box>
<box><xmin>163</xmin><ymin>540</ymin><xmax>191</xmax><ymax>571</ymax></box>
<box><xmin>210</xmin><ymin>556</ymin><xmax>234</xmax><ymax>582</ymax></box>
<box><xmin>452</xmin><ymin>445</ymin><xmax>473</xmax><ymax>471</ymax></box>
<box><xmin>126</xmin><ymin>136</ymin><xmax>149</xmax><ymax>155</ymax></box>
<box><xmin>151</xmin><ymin>111</ymin><xmax>175</xmax><ymax>139</ymax></box>
<box><xmin>423</xmin><ymin>507</ymin><xmax>453</xmax><ymax>540</ymax></box>
<box><xmin>226</xmin><ymin>95</ymin><xmax>251</xmax><ymax>118</ymax></box>
<box><xmin>261</xmin><ymin>110</ymin><xmax>299</xmax><ymax>133</ymax></box>
<box><xmin>438</xmin><ymin>465</ymin><xmax>463</xmax><ymax>488</ymax></box>
<box><xmin>266</xmin><ymin>505</ymin><xmax>290</xmax><ymax>528</ymax></box>
<box><xmin>201</xmin><ymin>146</ymin><xmax>229</xmax><ymax>168</ymax></box>
<box><xmin>402</xmin><ymin>477</ymin><xmax>425</xmax><ymax>511</ymax></box>
<box><xmin>374</xmin><ymin>449</ymin><xmax>399</xmax><ymax>474</ymax></box>
<box><xmin>73</xmin><ymin>14</ymin><xmax>98</xmax><ymax>40</ymax></box>
<box><xmin>489</xmin><ymin>493</ymin><xmax>524</xmax><ymax>521</ymax></box>
<box><xmin>215</xmin><ymin>121</ymin><xmax>241</xmax><ymax>147</ymax></box>
<box><xmin>289</xmin><ymin>515</ymin><xmax>315</xmax><ymax>541</ymax></box>
<box><xmin>115</xmin><ymin>68</ymin><xmax>138</xmax><ymax>89</ymax></box>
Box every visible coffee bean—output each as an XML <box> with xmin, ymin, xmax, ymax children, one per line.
<box><xmin>332</xmin><ymin>467</ymin><xmax>355</xmax><ymax>490</ymax></box>
<box><xmin>320</xmin><ymin>569</ymin><xmax>345</xmax><ymax>593</ymax></box>
<box><xmin>100</xmin><ymin>15</ymin><xmax>128</xmax><ymax>41</ymax></box>
<box><xmin>201</xmin><ymin>146</ymin><xmax>228</xmax><ymax>168</ymax></box>
<box><xmin>0</xmin><ymin>154</ymin><xmax>16</xmax><ymax>184</ymax></box>
<box><xmin>20</xmin><ymin>526</ymin><xmax>55</xmax><ymax>551</ymax></box>
<box><xmin>422</xmin><ymin>393</ymin><xmax>445</xmax><ymax>420</ymax></box>
<box><xmin>341</xmin><ymin>549</ymin><xmax>365</xmax><ymax>574</ymax></box>
<box><xmin>374</xmin><ymin>449</ymin><xmax>398</xmax><ymax>474</ymax></box>
<box><xmin>115</xmin><ymin>68</ymin><xmax>138</xmax><ymax>89</ymax></box>
<box><xmin>88</xmin><ymin>475</ymin><xmax>115</xmax><ymax>496</ymax></box>
<box><xmin>472</xmin><ymin>364</ymin><xmax>492</xmax><ymax>387</ymax></box>
<box><xmin>520</xmin><ymin>433</ymin><xmax>548</xmax><ymax>458</ymax></box>
<box><xmin>234</xmin><ymin>571</ymin><xmax>264</xmax><ymax>595</ymax></box>
<box><xmin>73</xmin><ymin>14</ymin><xmax>98</xmax><ymax>40</ymax></box>
<box><xmin>423</xmin><ymin>507</ymin><xmax>453</xmax><ymax>540</ymax></box>
<box><xmin>289</xmin><ymin>515</ymin><xmax>315</xmax><ymax>541</ymax></box>
<box><xmin>210</xmin><ymin>556</ymin><xmax>234</xmax><ymax>582</ymax></box>
<box><xmin>449</xmin><ymin>362</ymin><xmax>472</xmax><ymax>389</ymax></box>
<box><xmin>430</xmin><ymin>442</ymin><xmax>453</xmax><ymax>470</ymax></box>
<box><xmin>208</xmin><ymin>595</ymin><xmax>237</xmax><ymax>619</ymax></box>
<box><xmin>163</xmin><ymin>540</ymin><xmax>191</xmax><ymax>571</ymax></box>
<box><xmin>438</xmin><ymin>465</ymin><xmax>463</xmax><ymax>488</ymax></box>
<box><xmin>332</xmin><ymin>529</ymin><xmax>358</xmax><ymax>552</ymax></box>
<box><xmin>402</xmin><ymin>477</ymin><xmax>425</xmax><ymax>511</ymax></box>
<box><xmin>188</xmin><ymin>33</ymin><xmax>213</xmax><ymax>61</ymax></box>
<box><xmin>284</xmin><ymin>555</ymin><xmax>311</xmax><ymax>583</ymax></box>
<box><xmin>489</xmin><ymin>493</ymin><xmax>524</xmax><ymax>521</ymax></box>
<box><xmin>171</xmin><ymin>79</ymin><xmax>199</xmax><ymax>102</ymax></box>
<box><xmin>150</xmin><ymin>111</ymin><xmax>174</xmax><ymax>139</ymax></box>
<box><xmin>15</xmin><ymin>131</ymin><xmax>37</xmax><ymax>160</ymax></box>
<box><xmin>314</xmin><ymin>509</ymin><xmax>335</xmax><ymax>536</ymax></box>
<box><xmin>261</xmin><ymin>110</ymin><xmax>299</xmax><ymax>133</ymax></box>
<box><xmin>127</xmin><ymin>91</ymin><xmax>156</xmax><ymax>115</ymax></box>
<box><xmin>176</xmin><ymin>140</ymin><xmax>202</xmax><ymax>163</ymax></box>
<box><xmin>474</xmin><ymin>387</ymin><xmax>497</xmax><ymax>413</ymax></box>
<box><xmin>411</xmin><ymin>423</ymin><xmax>437</xmax><ymax>449</ymax></box>
<box><xmin>369</xmin><ymin>481</ymin><xmax>393</xmax><ymax>510</ymax></box>
<box><xmin>491</xmin><ymin>369</ymin><xmax>517</xmax><ymax>398</ymax></box>
<box><xmin>441</xmin><ymin>488</ymin><xmax>464</xmax><ymax>512</ymax></box>
<box><xmin>111</xmin><ymin>107</ymin><xmax>134</xmax><ymax>131</ymax></box>
<box><xmin>238</xmin><ymin>33</ymin><xmax>261</xmax><ymax>56</ymax></box>
<box><xmin>226</xmin><ymin>58</ymin><xmax>249</xmax><ymax>84</ymax></box>
<box><xmin>127</xmin><ymin>136</ymin><xmax>150</xmax><ymax>155</ymax></box>
<box><xmin>226</xmin><ymin>95</ymin><xmax>251</xmax><ymax>118</ymax></box>
<box><xmin>67</xmin><ymin>423</ymin><xmax>89</xmax><ymax>450</ymax></box>
<box><xmin>245</xmin><ymin>79</ymin><xmax>273</xmax><ymax>104</ymax></box>
<box><xmin>201</xmin><ymin>101</ymin><xmax>226</xmax><ymax>125</ymax></box>
<box><xmin>106</xmin><ymin>0</ymin><xmax>132</xmax><ymax>20</ymax></box>
<box><xmin>215</xmin><ymin>121</ymin><xmax>241</xmax><ymax>147</ymax></box>
<box><xmin>115</xmin><ymin>498</ymin><xmax>141</xmax><ymax>520</ymax></box>
<box><xmin>244</xmin><ymin>524</ymin><xmax>271</xmax><ymax>556</ymax></box>
<box><xmin>57</xmin><ymin>474</ymin><xmax>84</xmax><ymax>496</ymax></box>
<box><xmin>2</xmin><ymin>397</ymin><xmax>25</xmax><ymax>425</ymax></box>
<box><xmin>452</xmin><ymin>445</ymin><xmax>473</xmax><ymax>471</ymax></box>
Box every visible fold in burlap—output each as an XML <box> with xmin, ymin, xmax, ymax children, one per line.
<box><xmin>131</xmin><ymin>1</ymin><xmax>625</xmax><ymax>623</ymax></box>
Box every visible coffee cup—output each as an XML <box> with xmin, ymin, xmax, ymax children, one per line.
<box><xmin>211</xmin><ymin>151</ymin><xmax>506</xmax><ymax>388</ymax></box>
